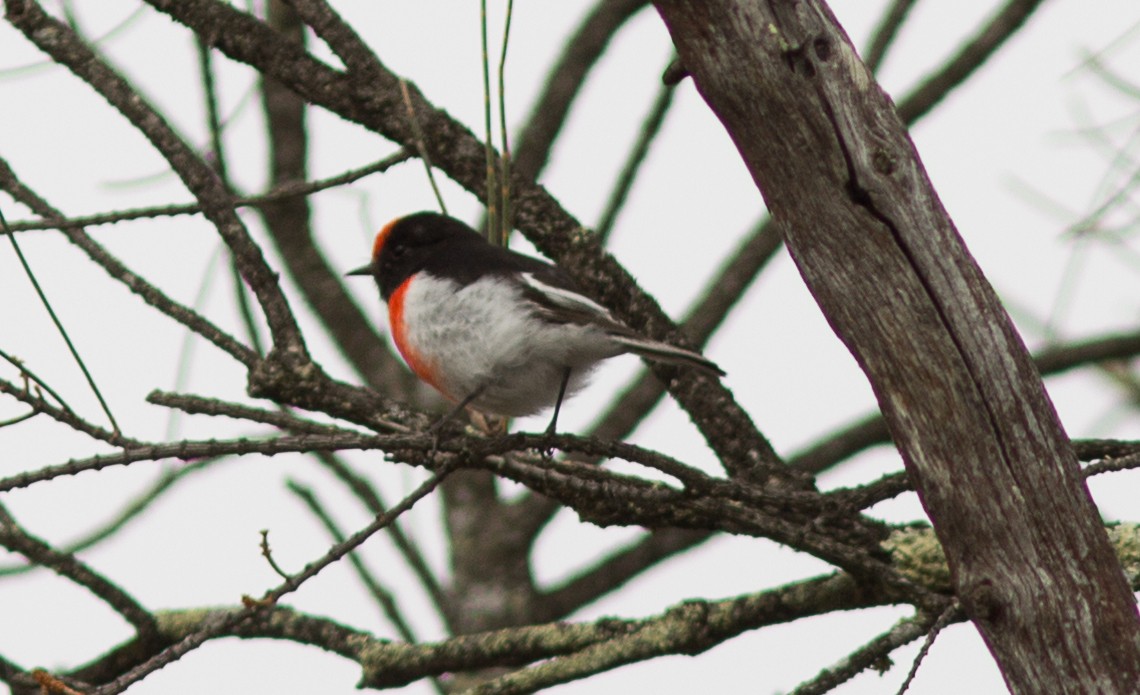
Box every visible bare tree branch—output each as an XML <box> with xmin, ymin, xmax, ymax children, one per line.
<box><xmin>0</xmin><ymin>376</ymin><xmax>145</xmax><ymax>447</ymax></box>
<box><xmin>85</xmin><ymin>463</ymin><xmax>455</xmax><ymax>695</ymax></box>
<box><xmin>146</xmin><ymin>390</ymin><xmax>371</xmax><ymax>434</ymax></box>
<box><xmin>863</xmin><ymin>0</ymin><xmax>920</xmax><ymax>75</ymax></box>
<box><xmin>513</xmin><ymin>0</ymin><xmax>651</xmax><ymax>183</ymax></box>
<box><xmin>0</xmin><ymin>502</ymin><xmax>159</xmax><ymax>640</ymax></box>
<box><xmin>306</xmin><ymin>451</ymin><xmax>448</xmax><ymax>620</ymax></box>
<box><xmin>596</xmin><ymin>69</ymin><xmax>677</xmax><ymax>242</ymax></box>
<box><xmin>87</xmin><ymin>571</ymin><xmax>874</xmax><ymax>691</ymax></box>
<box><xmin>531</xmin><ymin>528</ymin><xmax>709</xmax><ymax>623</ymax></box>
<box><xmin>0</xmin><ymin>157</ymin><xmax>258</xmax><ymax>368</ymax></box>
<box><xmin>286</xmin><ymin>480</ymin><xmax>424</xmax><ymax>644</ymax></box>
<box><xmin>259</xmin><ymin>0</ymin><xmax>415</xmax><ymax>393</ymax></box>
<box><xmin>3</xmin><ymin>151</ymin><xmax>411</xmax><ymax>234</ymax></box>
<box><xmin>792</xmin><ymin>328</ymin><xmax>1140</xmax><ymax>474</ymax></box>
<box><xmin>469</xmin><ymin>573</ymin><xmax>885</xmax><ymax>695</ymax></box>
<box><xmin>0</xmin><ymin>460</ymin><xmax>214</xmax><ymax>578</ymax></box>
<box><xmin>895</xmin><ymin>0</ymin><xmax>1048</xmax><ymax>123</ymax></box>
<box><xmin>7</xmin><ymin>0</ymin><xmax>307</xmax><ymax>357</ymax></box>
<box><xmin>789</xmin><ymin>613</ymin><xmax>936</xmax><ymax>695</ymax></box>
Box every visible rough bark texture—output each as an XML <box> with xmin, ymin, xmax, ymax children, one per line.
<box><xmin>653</xmin><ymin>1</ymin><xmax>1140</xmax><ymax>692</ymax></box>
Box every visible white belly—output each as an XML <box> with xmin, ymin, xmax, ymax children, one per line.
<box><xmin>398</xmin><ymin>275</ymin><xmax>622</xmax><ymax>417</ymax></box>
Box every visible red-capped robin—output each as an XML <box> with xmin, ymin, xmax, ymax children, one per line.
<box><xmin>348</xmin><ymin>212</ymin><xmax>723</xmax><ymax>434</ymax></box>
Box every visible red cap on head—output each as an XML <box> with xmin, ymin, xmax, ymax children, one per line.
<box><xmin>372</xmin><ymin>217</ymin><xmax>400</xmax><ymax>262</ymax></box>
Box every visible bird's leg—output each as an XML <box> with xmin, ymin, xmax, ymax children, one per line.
<box><xmin>544</xmin><ymin>367</ymin><xmax>572</xmax><ymax>440</ymax></box>
<box><xmin>429</xmin><ymin>384</ymin><xmax>488</xmax><ymax>448</ymax></box>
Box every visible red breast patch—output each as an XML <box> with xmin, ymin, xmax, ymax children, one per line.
<box><xmin>389</xmin><ymin>276</ymin><xmax>451</xmax><ymax>400</ymax></box>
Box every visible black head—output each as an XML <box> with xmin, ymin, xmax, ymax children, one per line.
<box><xmin>347</xmin><ymin>212</ymin><xmax>484</xmax><ymax>300</ymax></box>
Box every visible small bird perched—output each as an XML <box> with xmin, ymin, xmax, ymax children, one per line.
<box><xmin>348</xmin><ymin>212</ymin><xmax>723</xmax><ymax>434</ymax></box>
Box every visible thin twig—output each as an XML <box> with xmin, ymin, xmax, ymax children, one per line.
<box><xmin>596</xmin><ymin>68</ymin><xmax>676</xmax><ymax>243</ymax></box>
<box><xmin>793</xmin><ymin>328</ymin><xmax>1140</xmax><ymax>474</ymax></box>
<box><xmin>147</xmin><ymin>389</ymin><xmax>378</xmax><ymax>435</ymax></box>
<box><xmin>286</xmin><ymin>481</ymin><xmax>418</xmax><ymax>642</ymax></box>
<box><xmin>0</xmin><ymin>460</ymin><xmax>214</xmax><ymax>577</ymax></box>
<box><xmin>830</xmin><ymin>438</ymin><xmax>1140</xmax><ymax>513</ymax></box>
<box><xmin>481</xmin><ymin>0</ymin><xmax>500</xmax><ymax>244</ymax></box>
<box><xmin>0</xmin><ymin>376</ymin><xmax>144</xmax><ymax>448</ymax></box>
<box><xmin>896</xmin><ymin>601</ymin><xmax>962</xmax><ymax>694</ymax></box>
<box><xmin>259</xmin><ymin>529</ymin><xmax>292</xmax><ymax>580</ymax></box>
<box><xmin>87</xmin><ymin>463</ymin><xmax>456</xmax><ymax>695</ymax></box>
<box><xmin>0</xmin><ymin>410</ymin><xmax>36</xmax><ymax>428</ymax></box>
<box><xmin>3</xmin><ymin>150</ymin><xmax>411</xmax><ymax>234</ymax></box>
<box><xmin>8</xmin><ymin>2</ymin><xmax>308</xmax><ymax>354</ymax></box>
<box><xmin>400</xmin><ymin>78</ymin><xmax>447</xmax><ymax>215</ymax></box>
<box><xmin>511</xmin><ymin>0</ymin><xmax>649</xmax><ymax>182</ymax></box>
<box><xmin>863</xmin><ymin>0</ymin><xmax>920</xmax><ymax>74</ymax></box>
<box><xmin>788</xmin><ymin>612</ymin><xmax>938</xmax><ymax>695</ymax></box>
<box><xmin>896</xmin><ymin>0</ymin><xmax>1048</xmax><ymax>124</ymax></box>
<box><xmin>0</xmin><ymin>433</ymin><xmax>397</xmax><ymax>494</ymax></box>
<box><xmin>497</xmin><ymin>0</ymin><xmax>515</xmax><ymax>239</ymax></box>
<box><xmin>0</xmin><ymin>347</ymin><xmax>77</xmax><ymax>416</ymax></box>
<box><xmin>0</xmin><ymin>501</ymin><xmax>159</xmax><ymax>640</ymax></box>
<box><xmin>0</xmin><ymin>207</ymin><xmax>121</xmax><ymax>438</ymax></box>
<box><xmin>0</xmin><ymin>141</ymin><xmax>257</xmax><ymax>372</ymax></box>
<box><xmin>1082</xmin><ymin>451</ymin><xmax>1140</xmax><ymax>478</ymax></box>
<box><xmin>0</xmin><ymin>430</ymin><xmax>724</xmax><ymax>510</ymax></box>
<box><xmin>198</xmin><ymin>34</ymin><xmax>266</xmax><ymax>359</ymax></box>
<box><xmin>32</xmin><ymin>670</ymin><xmax>86</xmax><ymax>695</ymax></box>
<box><xmin>310</xmin><ymin>450</ymin><xmax>449</xmax><ymax>622</ymax></box>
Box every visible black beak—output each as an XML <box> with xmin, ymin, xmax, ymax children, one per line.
<box><xmin>346</xmin><ymin>265</ymin><xmax>372</xmax><ymax>277</ymax></box>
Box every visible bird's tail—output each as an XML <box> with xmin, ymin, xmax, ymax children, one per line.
<box><xmin>611</xmin><ymin>335</ymin><xmax>725</xmax><ymax>377</ymax></box>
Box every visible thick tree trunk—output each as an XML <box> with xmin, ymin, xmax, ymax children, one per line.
<box><xmin>653</xmin><ymin>1</ymin><xmax>1140</xmax><ymax>692</ymax></box>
